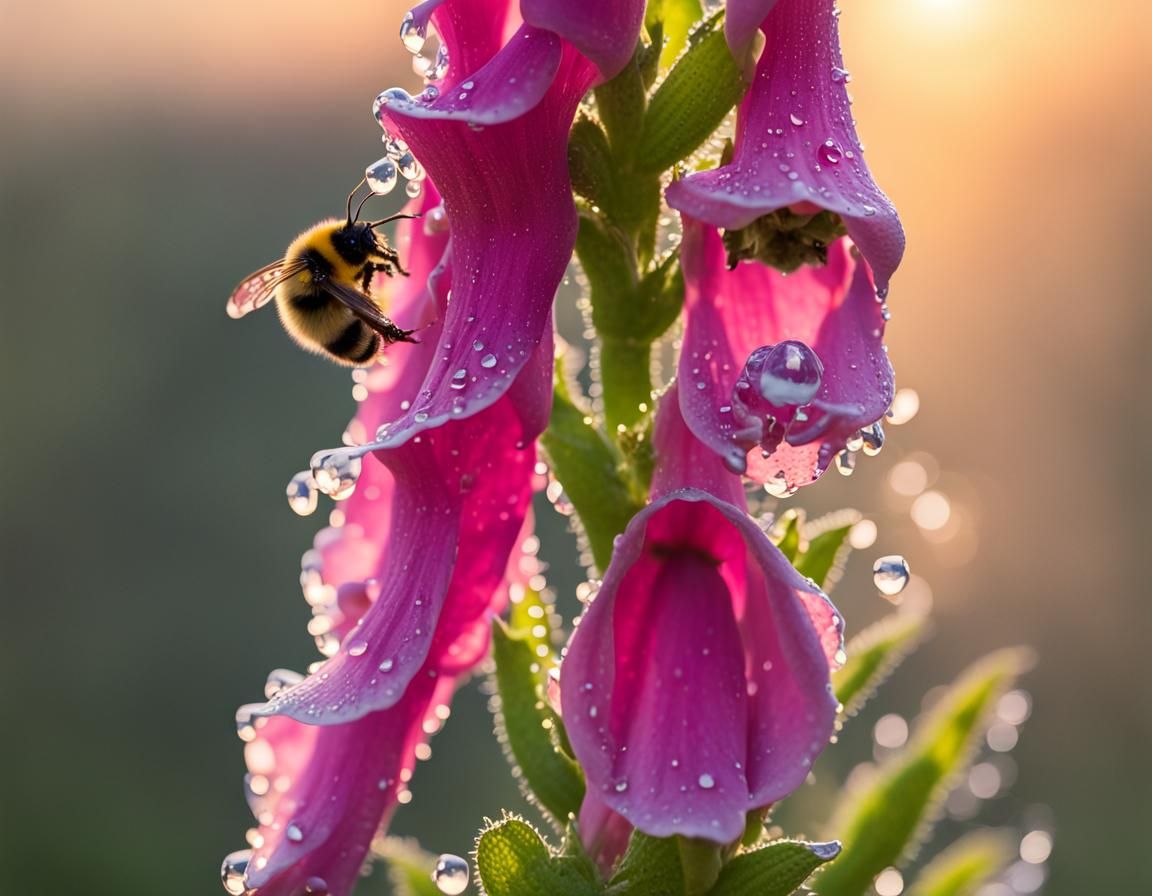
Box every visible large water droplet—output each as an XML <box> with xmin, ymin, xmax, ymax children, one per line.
<box><xmin>759</xmin><ymin>340</ymin><xmax>823</xmax><ymax>407</ymax></box>
<box><xmin>303</xmin><ymin>877</ymin><xmax>330</xmax><ymax>895</ymax></box>
<box><xmin>287</xmin><ymin>471</ymin><xmax>318</xmax><ymax>516</ymax></box>
<box><xmin>872</xmin><ymin>555</ymin><xmax>910</xmax><ymax>598</ymax></box>
<box><xmin>220</xmin><ymin>850</ymin><xmax>252</xmax><ymax>895</ymax></box>
<box><xmin>432</xmin><ymin>854</ymin><xmax>470</xmax><ymax>895</ymax></box>
<box><xmin>399</xmin><ymin>12</ymin><xmax>427</xmax><ymax>54</ymax></box>
<box><xmin>365</xmin><ymin>158</ymin><xmax>398</xmax><ymax>196</ymax></box>
<box><xmin>818</xmin><ymin>139</ymin><xmax>842</xmax><ymax>165</ymax></box>
<box><xmin>789</xmin><ymin>112</ymin><xmax>805</xmax><ymax>127</ymax></box>
<box><xmin>397</xmin><ymin>152</ymin><xmax>422</xmax><ymax>181</ymax></box>
<box><xmin>480</xmin><ymin>353</ymin><xmax>497</xmax><ymax>369</ymax></box>
<box><xmin>311</xmin><ymin>449</ymin><xmax>362</xmax><ymax>500</ymax></box>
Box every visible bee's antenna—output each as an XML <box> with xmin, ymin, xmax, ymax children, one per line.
<box><xmin>369</xmin><ymin>213</ymin><xmax>422</xmax><ymax>228</ymax></box>
<box><xmin>353</xmin><ymin>191</ymin><xmax>377</xmax><ymax>222</ymax></box>
<box><xmin>346</xmin><ymin>177</ymin><xmax>367</xmax><ymax>224</ymax></box>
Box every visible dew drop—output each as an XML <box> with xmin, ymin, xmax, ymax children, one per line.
<box><xmin>818</xmin><ymin>139</ymin><xmax>842</xmax><ymax>165</ymax></box>
<box><xmin>365</xmin><ymin>157</ymin><xmax>399</xmax><ymax>195</ymax></box>
<box><xmin>698</xmin><ymin>773</ymin><xmax>715</xmax><ymax>789</ymax></box>
<box><xmin>304</xmin><ymin>877</ymin><xmax>330</xmax><ymax>895</ymax></box>
<box><xmin>220</xmin><ymin>850</ymin><xmax>251</xmax><ymax>895</ymax></box>
<box><xmin>872</xmin><ymin>555</ymin><xmax>910</xmax><ymax>598</ymax></box>
<box><xmin>285</xmin><ymin>821</ymin><xmax>305</xmax><ymax>843</ymax></box>
<box><xmin>379</xmin><ymin>658</ymin><xmax>395</xmax><ymax>672</ymax></box>
<box><xmin>347</xmin><ymin>639</ymin><xmax>368</xmax><ymax>657</ymax></box>
<box><xmin>789</xmin><ymin>112</ymin><xmax>805</xmax><ymax>127</ymax></box>
<box><xmin>286</xmin><ymin>471</ymin><xmax>319</xmax><ymax>516</ymax></box>
<box><xmin>480</xmin><ymin>353</ymin><xmax>497</xmax><ymax>368</ymax></box>
<box><xmin>399</xmin><ymin>12</ymin><xmax>427</xmax><ymax>54</ymax></box>
<box><xmin>311</xmin><ymin>448</ymin><xmax>362</xmax><ymax>500</ymax></box>
<box><xmin>397</xmin><ymin>152</ymin><xmax>422</xmax><ymax>180</ymax></box>
<box><xmin>432</xmin><ymin>854</ymin><xmax>470</xmax><ymax>895</ymax></box>
<box><xmin>406</xmin><ymin>180</ymin><xmax>423</xmax><ymax>199</ymax></box>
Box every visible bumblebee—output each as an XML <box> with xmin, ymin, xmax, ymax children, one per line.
<box><xmin>227</xmin><ymin>182</ymin><xmax>419</xmax><ymax>366</ymax></box>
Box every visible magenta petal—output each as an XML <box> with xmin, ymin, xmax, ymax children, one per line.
<box><xmin>521</xmin><ymin>0</ymin><xmax>645</xmax><ymax>79</ymax></box>
<box><xmin>561</xmin><ymin>489</ymin><xmax>841</xmax><ymax>844</ymax></box>
<box><xmin>238</xmin><ymin>673</ymin><xmax>449</xmax><ymax>896</ymax></box>
<box><xmin>666</xmin><ymin>0</ymin><xmax>904</xmax><ymax>292</ymax></box>
<box><xmin>725</xmin><ymin>0</ymin><xmax>779</xmax><ymax>57</ymax></box>
<box><xmin>677</xmin><ymin>217</ymin><xmax>893</xmax><ymax>491</ymax></box>
<box><xmin>380</xmin><ymin>25</ymin><xmax>562</xmax><ymax>125</ymax></box>
<box><xmin>374</xmin><ymin>34</ymin><xmax>592</xmax><ymax>449</ymax></box>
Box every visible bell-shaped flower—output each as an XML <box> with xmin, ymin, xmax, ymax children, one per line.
<box><xmin>225</xmin><ymin>188</ymin><xmax>549</xmax><ymax>894</ymax></box>
<box><xmin>560</xmin><ymin>388</ymin><xmax>842</xmax><ymax>847</ymax></box>
<box><xmin>253</xmin><ymin>183</ymin><xmax>549</xmax><ymax>725</ymax></box>
<box><xmin>667</xmin><ymin>0</ymin><xmax>904</xmax><ymax>294</ymax></box>
<box><xmin>676</xmin><ymin>216</ymin><xmax>893</xmax><ymax>493</ymax></box>
<box><xmin>370</xmin><ymin>0</ymin><xmax>643</xmax><ymax>449</ymax></box>
<box><xmin>227</xmin><ymin>671</ymin><xmax>452</xmax><ymax>896</ymax></box>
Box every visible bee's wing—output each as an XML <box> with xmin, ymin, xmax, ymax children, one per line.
<box><xmin>321</xmin><ymin>279</ymin><xmax>419</xmax><ymax>345</ymax></box>
<box><xmin>226</xmin><ymin>259</ymin><xmax>309</xmax><ymax>319</ymax></box>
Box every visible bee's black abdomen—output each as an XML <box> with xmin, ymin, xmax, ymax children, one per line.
<box><xmin>327</xmin><ymin>320</ymin><xmax>369</xmax><ymax>357</ymax></box>
<box><xmin>290</xmin><ymin>289</ymin><xmax>331</xmax><ymax>312</ymax></box>
<box><xmin>350</xmin><ymin>334</ymin><xmax>381</xmax><ymax>364</ymax></box>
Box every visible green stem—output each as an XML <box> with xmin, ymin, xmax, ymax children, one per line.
<box><xmin>599</xmin><ymin>337</ymin><xmax>653</xmax><ymax>434</ymax></box>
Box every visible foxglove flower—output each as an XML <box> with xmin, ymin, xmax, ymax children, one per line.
<box><xmin>676</xmin><ymin>216</ymin><xmax>893</xmax><ymax>493</ymax></box>
<box><xmin>227</xmin><ymin>189</ymin><xmax>548</xmax><ymax>894</ymax></box>
<box><xmin>370</xmin><ymin>0</ymin><xmax>643</xmax><ymax>449</ymax></box>
<box><xmin>667</xmin><ymin>0</ymin><xmax>904</xmax><ymax>294</ymax></box>
<box><xmin>560</xmin><ymin>388</ymin><xmax>842</xmax><ymax>848</ymax></box>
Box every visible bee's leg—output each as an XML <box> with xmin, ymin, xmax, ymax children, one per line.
<box><xmin>360</xmin><ymin>264</ymin><xmax>376</xmax><ymax>294</ymax></box>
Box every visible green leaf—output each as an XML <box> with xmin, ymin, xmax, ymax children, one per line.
<box><xmin>505</xmin><ymin>564</ymin><xmax>563</xmax><ymax>664</ymax></box>
<box><xmin>577</xmin><ymin>213</ymin><xmax>638</xmax><ymax>318</ymax></box>
<box><xmin>708</xmin><ymin>840</ymin><xmax>842</xmax><ymax>896</ymax></box>
<box><xmin>636</xmin><ymin>16</ymin><xmax>747</xmax><ymax>174</ymax></box>
<box><xmin>569</xmin><ymin>117</ymin><xmax>617</xmax><ymax>208</ymax></box>
<box><xmin>817</xmin><ymin>649</ymin><xmax>1033</xmax><ymax>896</ymax></box>
<box><xmin>832</xmin><ymin>612</ymin><xmax>928</xmax><ymax>719</ymax></box>
<box><xmin>906</xmin><ymin>830</ymin><xmax>1014</xmax><ymax>896</ymax></box>
<box><xmin>475</xmin><ymin>816</ymin><xmax>600</xmax><ymax>896</ymax></box>
<box><xmin>373</xmin><ymin>837</ymin><xmax>443</xmax><ymax>896</ymax></box>
<box><xmin>491</xmin><ymin>622</ymin><xmax>585</xmax><ymax>824</ymax></box>
<box><xmin>607</xmin><ymin>832</ymin><xmax>686</xmax><ymax>896</ymax></box>
<box><xmin>771</xmin><ymin>509</ymin><xmax>804</xmax><ymax>563</ymax></box>
<box><xmin>541</xmin><ymin>385</ymin><xmax>643</xmax><ymax>571</ymax></box>
<box><xmin>795</xmin><ymin>509</ymin><xmax>861</xmax><ymax>590</ymax></box>
<box><xmin>645</xmin><ymin>0</ymin><xmax>704</xmax><ymax>67</ymax></box>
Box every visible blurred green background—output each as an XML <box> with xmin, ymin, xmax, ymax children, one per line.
<box><xmin>1</xmin><ymin>1</ymin><xmax>1148</xmax><ymax>894</ymax></box>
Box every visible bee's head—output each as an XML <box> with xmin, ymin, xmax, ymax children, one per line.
<box><xmin>331</xmin><ymin>221</ymin><xmax>379</xmax><ymax>265</ymax></box>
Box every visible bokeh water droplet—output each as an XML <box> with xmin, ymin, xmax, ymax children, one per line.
<box><xmin>872</xmin><ymin>555</ymin><xmax>910</xmax><ymax>598</ymax></box>
<box><xmin>287</xmin><ymin>471</ymin><xmax>319</xmax><ymax>516</ymax></box>
<box><xmin>432</xmin><ymin>854</ymin><xmax>470</xmax><ymax>895</ymax></box>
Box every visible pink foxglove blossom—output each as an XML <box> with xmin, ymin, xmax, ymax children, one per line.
<box><xmin>227</xmin><ymin>188</ymin><xmax>547</xmax><ymax>894</ymax></box>
<box><xmin>667</xmin><ymin>0</ymin><xmax>904</xmax><ymax>294</ymax></box>
<box><xmin>676</xmin><ymin>216</ymin><xmax>893</xmax><ymax>493</ymax></box>
<box><xmin>370</xmin><ymin>0</ymin><xmax>643</xmax><ymax>448</ymax></box>
<box><xmin>560</xmin><ymin>388</ymin><xmax>842</xmax><ymax>849</ymax></box>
